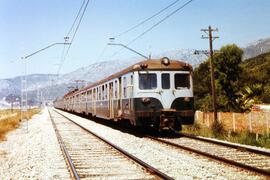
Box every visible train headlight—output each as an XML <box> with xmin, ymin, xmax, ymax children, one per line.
<box><xmin>161</xmin><ymin>57</ymin><xmax>170</xmax><ymax>66</ymax></box>
<box><xmin>141</xmin><ymin>97</ymin><xmax>151</xmax><ymax>104</ymax></box>
<box><xmin>140</xmin><ymin>63</ymin><xmax>148</xmax><ymax>69</ymax></box>
<box><xmin>184</xmin><ymin>97</ymin><xmax>190</xmax><ymax>102</ymax></box>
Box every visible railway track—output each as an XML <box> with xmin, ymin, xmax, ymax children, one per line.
<box><xmin>147</xmin><ymin>133</ymin><xmax>270</xmax><ymax>177</ymax></box>
<box><xmin>48</xmin><ymin>108</ymin><xmax>173</xmax><ymax>180</ymax></box>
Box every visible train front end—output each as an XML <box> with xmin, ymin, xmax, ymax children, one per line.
<box><xmin>133</xmin><ymin>58</ymin><xmax>194</xmax><ymax>131</ymax></box>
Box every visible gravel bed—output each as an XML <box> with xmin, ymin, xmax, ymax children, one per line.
<box><xmin>56</xmin><ymin>109</ymin><xmax>266</xmax><ymax>179</ymax></box>
<box><xmin>0</xmin><ymin>108</ymin><xmax>70</xmax><ymax>179</ymax></box>
<box><xmin>193</xmin><ymin>135</ymin><xmax>270</xmax><ymax>153</ymax></box>
<box><xmin>51</xmin><ymin>111</ymin><xmax>156</xmax><ymax>179</ymax></box>
<box><xmin>158</xmin><ymin>137</ymin><xmax>270</xmax><ymax>170</ymax></box>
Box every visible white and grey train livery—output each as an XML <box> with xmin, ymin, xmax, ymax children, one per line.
<box><xmin>54</xmin><ymin>57</ymin><xmax>194</xmax><ymax>131</ymax></box>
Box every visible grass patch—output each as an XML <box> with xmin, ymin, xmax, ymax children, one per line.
<box><xmin>0</xmin><ymin>108</ymin><xmax>41</xmax><ymax>141</ymax></box>
<box><xmin>182</xmin><ymin>123</ymin><xmax>270</xmax><ymax>149</ymax></box>
<box><xmin>227</xmin><ymin>131</ymin><xmax>270</xmax><ymax>149</ymax></box>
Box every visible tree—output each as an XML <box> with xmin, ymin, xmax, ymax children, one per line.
<box><xmin>193</xmin><ymin>60</ymin><xmax>212</xmax><ymax>111</ymax></box>
<box><xmin>236</xmin><ymin>84</ymin><xmax>263</xmax><ymax>112</ymax></box>
<box><xmin>214</xmin><ymin>44</ymin><xmax>243</xmax><ymax>112</ymax></box>
<box><xmin>194</xmin><ymin>44</ymin><xmax>245</xmax><ymax>112</ymax></box>
<box><xmin>194</xmin><ymin>44</ymin><xmax>269</xmax><ymax>112</ymax></box>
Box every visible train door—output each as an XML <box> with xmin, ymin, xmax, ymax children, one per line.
<box><xmin>109</xmin><ymin>82</ymin><xmax>114</xmax><ymax>118</ymax></box>
<box><xmin>129</xmin><ymin>74</ymin><xmax>134</xmax><ymax>112</ymax></box>
<box><xmin>93</xmin><ymin>88</ymin><xmax>96</xmax><ymax>115</ymax></box>
<box><xmin>89</xmin><ymin>90</ymin><xmax>92</xmax><ymax>115</ymax></box>
<box><xmin>76</xmin><ymin>95</ymin><xmax>79</xmax><ymax>112</ymax></box>
<box><xmin>161</xmin><ymin>73</ymin><xmax>173</xmax><ymax>109</ymax></box>
<box><xmin>87</xmin><ymin>90</ymin><xmax>91</xmax><ymax>115</ymax></box>
<box><xmin>118</xmin><ymin>77</ymin><xmax>122</xmax><ymax>117</ymax></box>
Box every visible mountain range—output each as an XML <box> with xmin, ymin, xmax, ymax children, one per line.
<box><xmin>243</xmin><ymin>37</ymin><xmax>270</xmax><ymax>59</ymax></box>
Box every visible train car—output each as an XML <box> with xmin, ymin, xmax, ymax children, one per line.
<box><xmin>54</xmin><ymin>57</ymin><xmax>194</xmax><ymax>131</ymax></box>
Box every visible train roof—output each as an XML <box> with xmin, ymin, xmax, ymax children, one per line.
<box><xmin>64</xmin><ymin>57</ymin><xmax>192</xmax><ymax>98</ymax></box>
<box><xmin>63</xmin><ymin>88</ymin><xmax>79</xmax><ymax>98</ymax></box>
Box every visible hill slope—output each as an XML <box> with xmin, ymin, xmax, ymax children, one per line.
<box><xmin>243</xmin><ymin>37</ymin><xmax>270</xmax><ymax>59</ymax></box>
<box><xmin>240</xmin><ymin>51</ymin><xmax>270</xmax><ymax>102</ymax></box>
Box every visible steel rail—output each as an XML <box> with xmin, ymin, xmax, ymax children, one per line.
<box><xmin>147</xmin><ymin>136</ymin><xmax>270</xmax><ymax>177</ymax></box>
<box><xmin>48</xmin><ymin>109</ymin><xmax>81</xmax><ymax>180</ymax></box>
<box><xmin>179</xmin><ymin>132</ymin><xmax>270</xmax><ymax>157</ymax></box>
<box><xmin>53</xmin><ymin>109</ymin><xmax>174</xmax><ymax>180</ymax></box>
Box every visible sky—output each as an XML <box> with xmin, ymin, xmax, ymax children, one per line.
<box><xmin>0</xmin><ymin>0</ymin><xmax>270</xmax><ymax>79</ymax></box>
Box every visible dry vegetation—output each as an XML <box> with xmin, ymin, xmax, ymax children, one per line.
<box><xmin>0</xmin><ymin>108</ymin><xmax>41</xmax><ymax>141</ymax></box>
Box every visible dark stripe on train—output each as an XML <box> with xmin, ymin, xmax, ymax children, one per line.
<box><xmin>133</xmin><ymin>97</ymin><xmax>194</xmax><ymax>125</ymax></box>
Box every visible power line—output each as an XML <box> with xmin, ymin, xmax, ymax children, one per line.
<box><xmin>59</xmin><ymin>0</ymin><xmax>87</xmax><ymax>68</ymax></box>
<box><xmin>110</xmin><ymin>0</ymin><xmax>194</xmax><ymax>58</ymax></box>
<box><xmin>59</xmin><ymin>42</ymin><xmax>66</xmax><ymax>68</ymax></box>
<box><xmin>69</xmin><ymin>0</ymin><xmax>90</xmax><ymax>46</ymax></box>
<box><xmin>57</xmin><ymin>0</ymin><xmax>90</xmax><ymax>76</ymax></box>
<box><xmin>102</xmin><ymin>1</ymin><xmax>182</xmax><ymax>61</ymax></box>
<box><xmin>128</xmin><ymin>0</ymin><xmax>194</xmax><ymax>46</ymax></box>
<box><xmin>58</xmin><ymin>0</ymin><xmax>87</xmax><ymax>67</ymax></box>
<box><xmin>96</xmin><ymin>44</ymin><xmax>108</xmax><ymax>62</ymax></box>
<box><xmin>67</xmin><ymin>0</ymin><xmax>87</xmax><ymax>37</ymax></box>
<box><xmin>114</xmin><ymin>0</ymin><xmax>181</xmax><ymax>38</ymax></box>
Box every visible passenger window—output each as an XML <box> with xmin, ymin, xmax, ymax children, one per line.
<box><xmin>93</xmin><ymin>89</ymin><xmax>96</xmax><ymax>100</ymax></box>
<box><xmin>105</xmin><ymin>84</ymin><xmax>108</xmax><ymax>100</ymax></box>
<box><xmin>162</xmin><ymin>73</ymin><xmax>170</xmax><ymax>89</ymax></box>
<box><xmin>114</xmin><ymin>80</ymin><xmax>118</xmax><ymax>98</ymax></box>
<box><xmin>89</xmin><ymin>90</ymin><xmax>92</xmax><ymax>101</ymax></box>
<box><xmin>81</xmin><ymin>94</ymin><xmax>84</xmax><ymax>102</ymax></box>
<box><xmin>123</xmin><ymin>77</ymin><xmax>127</xmax><ymax>98</ymax></box>
<box><xmin>139</xmin><ymin>73</ymin><xmax>157</xmax><ymax>90</ymax></box>
<box><xmin>129</xmin><ymin>75</ymin><xmax>133</xmax><ymax>97</ymax></box>
<box><xmin>98</xmin><ymin>87</ymin><xmax>101</xmax><ymax>100</ymax></box>
<box><xmin>174</xmin><ymin>73</ymin><xmax>190</xmax><ymax>89</ymax></box>
<box><xmin>96</xmin><ymin>88</ymin><xmax>98</xmax><ymax>100</ymax></box>
<box><xmin>101</xmin><ymin>85</ymin><xmax>104</xmax><ymax>100</ymax></box>
<box><xmin>130</xmin><ymin>75</ymin><xmax>133</xmax><ymax>85</ymax></box>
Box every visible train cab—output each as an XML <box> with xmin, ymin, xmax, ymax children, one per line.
<box><xmin>131</xmin><ymin>57</ymin><xmax>194</xmax><ymax>131</ymax></box>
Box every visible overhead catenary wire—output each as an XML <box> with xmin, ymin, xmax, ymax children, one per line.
<box><xmin>59</xmin><ymin>0</ymin><xmax>87</xmax><ymax>72</ymax></box>
<box><xmin>59</xmin><ymin>44</ymin><xmax>66</xmax><ymax>68</ymax></box>
<box><xmin>114</xmin><ymin>0</ymin><xmax>181</xmax><ymax>38</ymax></box>
<box><xmin>66</xmin><ymin>0</ymin><xmax>87</xmax><ymax>38</ymax></box>
<box><xmin>57</xmin><ymin>0</ymin><xmax>90</xmax><ymax>76</ymax></box>
<box><xmin>96</xmin><ymin>44</ymin><xmax>109</xmax><ymax>62</ymax></box>
<box><xmin>127</xmin><ymin>0</ymin><xmax>194</xmax><ymax>46</ymax></box>
<box><xmin>58</xmin><ymin>0</ymin><xmax>90</xmax><ymax>75</ymax></box>
<box><xmin>110</xmin><ymin>0</ymin><xmax>194</xmax><ymax>59</ymax></box>
<box><xmin>58</xmin><ymin>0</ymin><xmax>87</xmax><ymax>69</ymax></box>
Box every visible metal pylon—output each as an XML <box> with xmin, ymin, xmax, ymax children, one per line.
<box><xmin>21</xmin><ymin>58</ymin><xmax>28</xmax><ymax>131</ymax></box>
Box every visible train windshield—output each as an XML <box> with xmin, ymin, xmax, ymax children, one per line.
<box><xmin>139</xmin><ymin>73</ymin><xmax>157</xmax><ymax>90</ymax></box>
<box><xmin>161</xmin><ymin>73</ymin><xmax>170</xmax><ymax>89</ymax></box>
<box><xmin>174</xmin><ymin>73</ymin><xmax>190</xmax><ymax>89</ymax></box>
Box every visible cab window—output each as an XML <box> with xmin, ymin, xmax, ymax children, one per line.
<box><xmin>174</xmin><ymin>73</ymin><xmax>190</xmax><ymax>89</ymax></box>
<box><xmin>162</xmin><ymin>73</ymin><xmax>170</xmax><ymax>89</ymax></box>
<box><xmin>139</xmin><ymin>73</ymin><xmax>157</xmax><ymax>90</ymax></box>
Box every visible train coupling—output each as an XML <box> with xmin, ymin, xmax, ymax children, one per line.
<box><xmin>159</xmin><ymin>109</ymin><xmax>177</xmax><ymax>130</ymax></box>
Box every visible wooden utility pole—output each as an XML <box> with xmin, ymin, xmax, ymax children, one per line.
<box><xmin>201</xmin><ymin>26</ymin><xmax>219</xmax><ymax>123</ymax></box>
